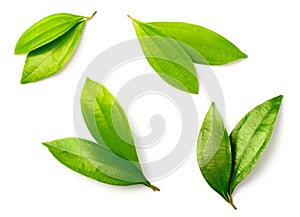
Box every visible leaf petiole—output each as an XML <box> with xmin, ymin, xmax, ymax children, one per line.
<box><xmin>127</xmin><ymin>15</ymin><xmax>133</xmax><ymax>20</ymax></box>
<box><xmin>229</xmin><ymin>194</ymin><xmax>237</xmax><ymax>210</ymax></box>
<box><xmin>150</xmin><ymin>185</ymin><xmax>160</xmax><ymax>192</ymax></box>
<box><xmin>86</xmin><ymin>11</ymin><xmax>97</xmax><ymax>21</ymax></box>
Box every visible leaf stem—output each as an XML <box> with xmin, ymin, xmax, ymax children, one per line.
<box><xmin>229</xmin><ymin>195</ymin><xmax>237</xmax><ymax>210</ymax></box>
<box><xmin>144</xmin><ymin>181</ymin><xmax>160</xmax><ymax>191</ymax></box>
<box><xmin>127</xmin><ymin>15</ymin><xmax>133</xmax><ymax>20</ymax></box>
<box><xmin>86</xmin><ymin>11</ymin><xmax>97</xmax><ymax>21</ymax></box>
<box><xmin>150</xmin><ymin>185</ymin><xmax>160</xmax><ymax>192</ymax></box>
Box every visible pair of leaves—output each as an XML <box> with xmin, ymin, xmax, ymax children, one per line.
<box><xmin>15</xmin><ymin>12</ymin><xmax>96</xmax><ymax>84</ymax></box>
<box><xmin>130</xmin><ymin>17</ymin><xmax>247</xmax><ymax>94</ymax></box>
<box><xmin>197</xmin><ymin>95</ymin><xmax>283</xmax><ymax>209</ymax></box>
<box><xmin>43</xmin><ymin>78</ymin><xmax>159</xmax><ymax>191</ymax></box>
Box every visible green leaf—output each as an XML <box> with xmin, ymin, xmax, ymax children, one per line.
<box><xmin>43</xmin><ymin>138</ymin><xmax>150</xmax><ymax>186</ymax></box>
<box><xmin>42</xmin><ymin>78</ymin><xmax>160</xmax><ymax>191</ymax></box>
<box><xmin>80</xmin><ymin>78</ymin><xmax>140</xmax><ymax>165</ymax></box>
<box><xmin>20</xmin><ymin>21</ymin><xmax>86</xmax><ymax>84</ymax></box>
<box><xmin>229</xmin><ymin>95</ymin><xmax>283</xmax><ymax>194</ymax></box>
<box><xmin>129</xmin><ymin>17</ymin><xmax>199</xmax><ymax>94</ymax></box>
<box><xmin>197</xmin><ymin>103</ymin><xmax>233</xmax><ymax>206</ymax></box>
<box><xmin>15</xmin><ymin>13</ymin><xmax>85</xmax><ymax>54</ymax></box>
<box><xmin>149</xmin><ymin>22</ymin><xmax>247</xmax><ymax>65</ymax></box>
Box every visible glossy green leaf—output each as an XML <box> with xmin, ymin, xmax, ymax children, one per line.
<box><xmin>43</xmin><ymin>80</ymin><xmax>160</xmax><ymax>191</ymax></box>
<box><xmin>80</xmin><ymin>78</ymin><xmax>140</xmax><ymax>165</ymax></box>
<box><xmin>43</xmin><ymin>138</ymin><xmax>150</xmax><ymax>186</ymax></box>
<box><xmin>130</xmin><ymin>17</ymin><xmax>199</xmax><ymax>94</ymax></box>
<box><xmin>20</xmin><ymin>21</ymin><xmax>86</xmax><ymax>84</ymax></box>
<box><xmin>229</xmin><ymin>95</ymin><xmax>283</xmax><ymax>194</ymax></box>
<box><xmin>15</xmin><ymin>13</ymin><xmax>85</xmax><ymax>54</ymax></box>
<box><xmin>197</xmin><ymin>103</ymin><xmax>233</xmax><ymax>205</ymax></box>
<box><xmin>149</xmin><ymin>22</ymin><xmax>247</xmax><ymax>65</ymax></box>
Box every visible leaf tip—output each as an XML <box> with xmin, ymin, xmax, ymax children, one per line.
<box><xmin>210</xmin><ymin>102</ymin><xmax>217</xmax><ymax>110</ymax></box>
<box><xmin>14</xmin><ymin>47</ymin><xmax>22</xmax><ymax>55</ymax></box>
<box><xmin>193</xmin><ymin>84</ymin><xmax>200</xmax><ymax>94</ymax></box>
<box><xmin>127</xmin><ymin>15</ymin><xmax>133</xmax><ymax>20</ymax></box>
<box><xmin>189</xmin><ymin>88</ymin><xmax>199</xmax><ymax>94</ymax></box>
<box><xmin>208</xmin><ymin>102</ymin><xmax>221</xmax><ymax>118</ymax></box>
<box><xmin>20</xmin><ymin>78</ymin><xmax>29</xmax><ymax>84</ymax></box>
<box><xmin>270</xmin><ymin>94</ymin><xmax>283</xmax><ymax>105</ymax></box>
<box><xmin>239</xmin><ymin>50</ymin><xmax>248</xmax><ymax>59</ymax></box>
<box><xmin>186</xmin><ymin>81</ymin><xmax>199</xmax><ymax>94</ymax></box>
<box><xmin>84</xmin><ymin>77</ymin><xmax>95</xmax><ymax>85</ymax></box>
<box><xmin>41</xmin><ymin>142</ymin><xmax>51</xmax><ymax>149</ymax></box>
<box><xmin>276</xmin><ymin>94</ymin><xmax>284</xmax><ymax>101</ymax></box>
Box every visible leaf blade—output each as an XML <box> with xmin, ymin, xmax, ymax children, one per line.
<box><xmin>229</xmin><ymin>95</ymin><xmax>283</xmax><ymax>194</ymax></box>
<box><xmin>43</xmin><ymin>138</ymin><xmax>148</xmax><ymax>185</ymax></box>
<box><xmin>80</xmin><ymin>78</ymin><xmax>140</xmax><ymax>165</ymax></box>
<box><xmin>130</xmin><ymin>17</ymin><xmax>199</xmax><ymax>94</ymax></box>
<box><xmin>20</xmin><ymin>21</ymin><xmax>86</xmax><ymax>84</ymax></box>
<box><xmin>197</xmin><ymin>103</ymin><xmax>232</xmax><ymax>202</ymax></box>
<box><xmin>15</xmin><ymin>13</ymin><xmax>85</xmax><ymax>54</ymax></box>
<box><xmin>149</xmin><ymin>22</ymin><xmax>247</xmax><ymax>65</ymax></box>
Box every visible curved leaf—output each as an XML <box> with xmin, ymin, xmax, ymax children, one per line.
<box><xmin>197</xmin><ymin>103</ymin><xmax>232</xmax><ymax>204</ymax></box>
<box><xmin>43</xmin><ymin>138</ymin><xmax>149</xmax><ymax>185</ymax></box>
<box><xmin>80</xmin><ymin>78</ymin><xmax>140</xmax><ymax>165</ymax></box>
<box><xmin>130</xmin><ymin>17</ymin><xmax>199</xmax><ymax>94</ymax></box>
<box><xmin>229</xmin><ymin>95</ymin><xmax>283</xmax><ymax>194</ymax></box>
<box><xmin>149</xmin><ymin>22</ymin><xmax>247</xmax><ymax>65</ymax></box>
<box><xmin>21</xmin><ymin>21</ymin><xmax>86</xmax><ymax>84</ymax></box>
<box><xmin>42</xmin><ymin>78</ymin><xmax>160</xmax><ymax>191</ymax></box>
<box><xmin>15</xmin><ymin>13</ymin><xmax>85</xmax><ymax>54</ymax></box>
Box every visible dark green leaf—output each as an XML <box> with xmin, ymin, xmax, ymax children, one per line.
<box><xmin>197</xmin><ymin>103</ymin><xmax>232</xmax><ymax>204</ymax></box>
<box><xmin>15</xmin><ymin>13</ymin><xmax>85</xmax><ymax>54</ymax></box>
<box><xmin>229</xmin><ymin>95</ymin><xmax>283</xmax><ymax>194</ymax></box>
<box><xmin>149</xmin><ymin>22</ymin><xmax>247</xmax><ymax>65</ymax></box>
<box><xmin>130</xmin><ymin>17</ymin><xmax>199</xmax><ymax>94</ymax></box>
<box><xmin>20</xmin><ymin>21</ymin><xmax>86</xmax><ymax>84</ymax></box>
<box><xmin>43</xmin><ymin>138</ymin><xmax>150</xmax><ymax>186</ymax></box>
<box><xmin>80</xmin><ymin>78</ymin><xmax>140</xmax><ymax>166</ymax></box>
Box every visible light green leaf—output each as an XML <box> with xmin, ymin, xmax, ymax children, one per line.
<box><xmin>43</xmin><ymin>138</ymin><xmax>150</xmax><ymax>186</ymax></box>
<box><xmin>80</xmin><ymin>78</ymin><xmax>140</xmax><ymax>165</ymax></box>
<box><xmin>229</xmin><ymin>95</ymin><xmax>283</xmax><ymax>194</ymax></box>
<box><xmin>42</xmin><ymin>78</ymin><xmax>160</xmax><ymax>191</ymax></box>
<box><xmin>21</xmin><ymin>21</ymin><xmax>86</xmax><ymax>84</ymax></box>
<box><xmin>130</xmin><ymin>17</ymin><xmax>199</xmax><ymax>94</ymax></box>
<box><xmin>15</xmin><ymin>13</ymin><xmax>85</xmax><ymax>54</ymax></box>
<box><xmin>197</xmin><ymin>103</ymin><xmax>233</xmax><ymax>206</ymax></box>
<box><xmin>149</xmin><ymin>22</ymin><xmax>247</xmax><ymax>65</ymax></box>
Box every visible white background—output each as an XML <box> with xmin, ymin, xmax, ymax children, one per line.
<box><xmin>1</xmin><ymin>0</ymin><xmax>299</xmax><ymax>216</ymax></box>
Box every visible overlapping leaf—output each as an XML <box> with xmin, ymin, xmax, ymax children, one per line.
<box><xmin>130</xmin><ymin>17</ymin><xmax>247</xmax><ymax>94</ymax></box>
<box><xmin>21</xmin><ymin>21</ymin><xmax>86</xmax><ymax>84</ymax></box>
<box><xmin>130</xmin><ymin>17</ymin><xmax>199</xmax><ymax>94</ymax></box>
<box><xmin>197</xmin><ymin>103</ymin><xmax>232</xmax><ymax>204</ymax></box>
<box><xmin>229</xmin><ymin>95</ymin><xmax>283</xmax><ymax>194</ymax></box>
<box><xmin>197</xmin><ymin>96</ymin><xmax>283</xmax><ymax>209</ymax></box>
<box><xmin>80</xmin><ymin>78</ymin><xmax>140</xmax><ymax>166</ymax></box>
<box><xmin>15</xmin><ymin>13</ymin><xmax>85</xmax><ymax>54</ymax></box>
<box><xmin>149</xmin><ymin>22</ymin><xmax>247</xmax><ymax>65</ymax></box>
<box><xmin>43</xmin><ymin>138</ymin><xmax>147</xmax><ymax>185</ymax></box>
<box><xmin>43</xmin><ymin>78</ymin><xmax>159</xmax><ymax>190</ymax></box>
<box><xmin>15</xmin><ymin>12</ymin><xmax>96</xmax><ymax>84</ymax></box>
